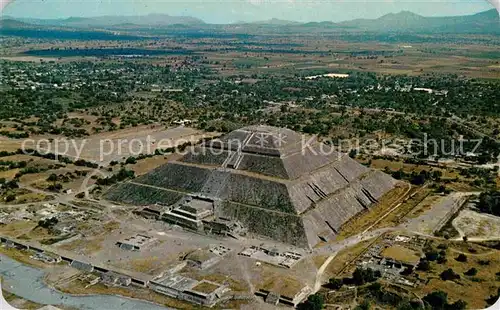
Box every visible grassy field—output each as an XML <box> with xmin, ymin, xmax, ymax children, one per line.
<box><xmin>127</xmin><ymin>156</ymin><xmax>171</xmax><ymax>176</ymax></box>
<box><xmin>381</xmin><ymin>245</ymin><xmax>421</xmax><ymax>265</ymax></box>
<box><xmin>337</xmin><ymin>183</ymin><xmax>411</xmax><ymax>238</ymax></box>
<box><xmin>0</xmin><ymin>139</ymin><xmax>23</xmax><ymax>152</ymax></box>
<box><xmin>0</xmin><ymin>221</ymin><xmax>38</xmax><ymax>238</ymax></box>
<box><xmin>321</xmin><ymin>234</ymin><xmax>499</xmax><ymax>309</ymax></box>
<box><xmin>0</xmin><ymin>246</ymin><xmax>49</xmax><ymax>269</ymax></box>
<box><xmin>413</xmin><ymin>242</ymin><xmax>500</xmax><ymax>309</ymax></box>
<box><xmin>383</xmin><ymin>186</ymin><xmax>434</xmax><ymax>225</ymax></box>
<box><xmin>405</xmin><ymin>193</ymin><xmax>442</xmax><ymax>219</ymax></box>
<box><xmin>58</xmin><ymin>236</ymin><xmax>104</xmax><ymax>255</ymax></box>
<box><xmin>0</xmin><ymin>168</ymin><xmax>20</xmax><ymax>180</ymax></box>
<box><xmin>324</xmin><ymin>239</ymin><xmax>376</xmax><ymax>278</ymax></box>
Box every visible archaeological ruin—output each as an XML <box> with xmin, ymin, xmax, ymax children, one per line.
<box><xmin>105</xmin><ymin>125</ymin><xmax>398</xmax><ymax>249</ymax></box>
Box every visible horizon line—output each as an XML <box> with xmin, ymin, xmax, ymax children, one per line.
<box><xmin>2</xmin><ymin>7</ymin><xmax>497</xmax><ymax>25</ymax></box>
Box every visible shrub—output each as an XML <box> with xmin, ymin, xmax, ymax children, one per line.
<box><xmin>401</xmin><ymin>266</ymin><xmax>414</xmax><ymax>276</ymax></box>
<box><xmin>5</xmin><ymin>194</ymin><xmax>16</xmax><ymax>202</ymax></box>
<box><xmin>416</xmin><ymin>260</ymin><xmax>430</xmax><ymax>271</ymax></box>
<box><xmin>423</xmin><ymin>291</ymin><xmax>448</xmax><ymax>309</ymax></box>
<box><xmin>437</xmin><ymin>243</ymin><xmax>448</xmax><ymax>250</ymax></box>
<box><xmin>38</xmin><ymin>217</ymin><xmax>58</xmax><ymax>229</ymax></box>
<box><xmin>425</xmin><ymin>250</ymin><xmax>439</xmax><ymax>261</ymax></box>
<box><xmin>455</xmin><ymin>254</ymin><xmax>467</xmax><ymax>262</ymax></box>
<box><xmin>464</xmin><ymin>268</ymin><xmax>478</xmax><ymax>276</ymax></box>
<box><xmin>449</xmin><ymin>300</ymin><xmax>467</xmax><ymax>310</ymax></box>
<box><xmin>352</xmin><ymin>267</ymin><xmax>381</xmax><ymax>286</ymax></box>
<box><xmin>437</xmin><ymin>256</ymin><xmax>447</xmax><ymax>264</ymax></box>
<box><xmin>298</xmin><ymin>294</ymin><xmax>324</xmax><ymax>310</ymax></box>
<box><xmin>328</xmin><ymin>278</ymin><xmax>343</xmax><ymax>289</ymax></box>
<box><xmin>440</xmin><ymin>268</ymin><xmax>460</xmax><ymax>281</ymax></box>
<box><xmin>354</xmin><ymin>300</ymin><xmax>371</xmax><ymax>310</ymax></box>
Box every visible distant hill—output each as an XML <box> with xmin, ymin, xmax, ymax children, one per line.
<box><xmin>0</xmin><ymin>18</ymin><xmax>144</xmax><ymax>41</ymax></box>
<box><xmin>301</xmin><ymin>21</ymin><xmax>341</xmax><ymax>28</ymax></box>
<box><xmin>338</xmin><ymin>9</ymin><xmax>499</xmax><ymax>33</ymax></box>
<box><xmin>0</xmin><ymin>18</ymin><xmax>33</xmax><ymax>29</ymax></box>
<box><xmin>248</xmin><ymin>18</ymin><xmax>300</xmax><ymax>26</ymax></box>
<box><xmin>2</xmin><ymin>9</ymin><xmax>498</xmax><ymax>34</ymax></box>
<box><xmin>2</xmin><ymin>14</ymin><xmax>205</xmax><ymax>27</ymax></box>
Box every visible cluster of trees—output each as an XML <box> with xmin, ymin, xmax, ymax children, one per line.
<box><xmin>95</xmin><ymin>168</ymin><xmax>135</xmax><ymax>186</ymax></box>
<box><xmin>0</xmin><ymin>130</ymin><xmax>29</xmax><ymax>139</ymax></box>
<box><xmin>416</xmin><ymin>246</ymin><xmax>449</xmax><ymax>272</ymax></box>
<box><xmin>352</xmin><ymin>267</ymin><xmax>382</xmax><ymax>285</ymax></box>
<box><xmin>360</xmin><ymin>290</ymin><xmax>467</xmax><ymax>310</ymax></box>
<box><xmin>0</xmin><ymin>60</ymin><xmax>209</xmax><ymax>136</ymax></box>
<box><xmin>319</xmin><ymin>280</ymin><xmax>471</xmax><ymax>310</ymax></box>
<box><xmin>2</xmin><ymin>58</ymin><xmax>500</xmax><ymax>166</ymax></box>
<box><xmin>477</xmin><ymin>191</ymin><xmax>500</xmax><ymax>217</ymax></box>
<box><xmin>0</xmin><ymin>178</ymin><xmax>18</xmax><ymax>189</ymax></box>
<box><xmin>47</xmin><ymin>183</ymin><xmax>63</xmax><ymax>192</ymax></box>
<box><xmin>14</xmin><ymin>166</ymin><xmax>50</xmax><ymax>179</ymax></box>
<box><xmin>389</xmin><ymin>168</ymin><xmax>444</xmax><ymax>186</ymax></box>
<box><xmin>24</xmin><ymin>149</ymin><xmax>99</xmax><ymax>168</ymax></box>
<box><xmin>486</xmin><ymin>288</ymin><xmax>500</xmax><ymax>307</ymax></box>
<box><xmin>1</xmin><ymin>178</ymin><xmax>19</xmax><ymax>202</ymax></box>
<box><xmin>47</xmin><ymin>171</ymin><xmax>88</xmax><ymax>183</ymax></box>
<box><xmin>440</xmin><ymin>268</ymin><xmax>460</xmax><ymax>281</ymax></box>
<box><xmin>0</xmin><ymin>160</ymin><xmax>27</xmax><ymax>171</ymax></box>
<box><xmin>364</xmin><ymin>282</ymin><xmax>411</xmax><ymax>309</ymax></box>
<box><xmin>297</xmin><ymin>294</ymin><xmax>324</xmax><ymax>310</ymax></box>
<box><xmin>423</xmin><ymin>291</ymin><xmax>467</xmax><ymax>310</ymax></box>
<box><xmin>328</xmin><ymin>267</ymin><xmax>381</xmax><ymax>289</ymax></box>
<box><xmin>38</xmin><ymin>216</ymin><xmax>58</xmax><ymax>230</ymax></box>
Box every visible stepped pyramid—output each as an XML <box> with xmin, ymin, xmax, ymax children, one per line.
<box><xmin>105</xmin><ymin>126</ymin><xmax>398</xmax><ymax>248</ymax></box>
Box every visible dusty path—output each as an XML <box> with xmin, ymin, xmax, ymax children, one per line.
<box><xmin>313</xmin><ymin>253</ymin><xmax>338</xmax><ymax>293</ymax></box>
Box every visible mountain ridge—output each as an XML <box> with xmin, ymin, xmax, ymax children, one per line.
<box><xmin>1</xmin><ymin>9</ymin><xmax>498</xmax><ymax>33</ymax></box>
<box><xmin>1</xmin><ymin>13</ymin><xmax>205</xmax><ymax>27</ymax></box>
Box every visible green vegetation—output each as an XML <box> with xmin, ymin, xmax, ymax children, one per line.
<box><xmin>96</xmin><ymin>168</ymin><xmax>135</xmax><ymax>186</ymax></box>
<box><xmin>422</xmin><ymin>291</ymin><xmax>466</xmax><ymax>310</ymax></box>
<box><xmin>1</xmin><ymin>59</ymin><xmax>499</xmax><ymax>166</ymax></box>
<box><xmin>477</xmin><ymin>191</ymin><xmax>500</xmax><ymax>217</ymax></box>
<box><xmin>298</xmin><ymin>294</ymin><xmax>324</xmax><ymax>310</ymax></box>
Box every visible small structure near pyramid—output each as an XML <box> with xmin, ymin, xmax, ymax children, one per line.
<box><xmin>105</xmin><ymin>125</ymin><xmax>398</xmax><ymax>249</ymax></box>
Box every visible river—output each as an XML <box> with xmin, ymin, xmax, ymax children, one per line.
<box><xmin>0</xmin><ymin>254</ymin><xmax>170</xmax><ymax>310</ymax></box>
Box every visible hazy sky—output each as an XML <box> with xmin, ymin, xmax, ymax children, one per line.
<box><xmin>2</xmin><ymin>0</ymin><xmax>496</xmax><ymax>23</ymax></box>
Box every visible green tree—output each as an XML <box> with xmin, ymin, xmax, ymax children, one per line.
<box><xmin>423</xmin><ymin>291</ymin><xmax>448</xmax><ymax>310</ymax></box>
<box><xmin>464</xmin><ymin>268</ymin><xmax>477</xmax><ymax>276</ymax></box>
<box><xmin>456</xmin><ymin>254</ymin><xmax>467</xmax><ymax>262</ymax></box>
<box><xmin>298</xmin><ymin>294</ymin><xmax>324</xmax><ymax>310</ymax></box>
<box><xmin>440</xmin><ymin>269</ymin><xmax>460</xmax><ymax>281</ymax></box>
<box><xmin>328</xmin><ymin>278</ymin><xmax>343</xmax><ymax>289</ymax></box>
<box><xmin>355</xmin><ymin>300</ymin><xmax>371</xmax><ymax>310</ymax></box>
<box><xmin>417</xmin><ymin>260</ymin><xmax>430</xmax><ymax>271</ymax></box>
<box><xmin>448</xmin><ymin>300</ymin><xmax>467</xmax><ymax>310</ymax></box>
<box><xmin>47</xmin><ymin>173</ymin><xmax>58</xmax><ymax>182</ymax></box>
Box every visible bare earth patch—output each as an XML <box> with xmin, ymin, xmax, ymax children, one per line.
<box><xmin>453</xmin><ymin>209</ymin><xmax>500</xmax><ymax>240</ymax></box>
